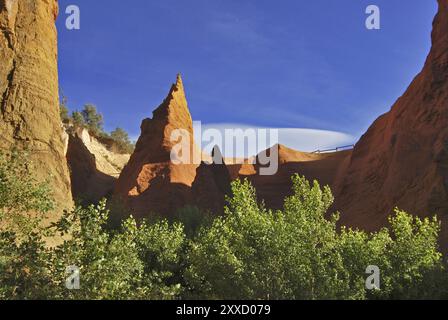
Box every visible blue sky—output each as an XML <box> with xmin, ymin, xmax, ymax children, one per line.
<box><xmin>57</xmin><ymin>0</ymin><xmax>437</xmax><ymax>151</ymax></box>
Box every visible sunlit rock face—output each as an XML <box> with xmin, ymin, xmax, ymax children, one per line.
<box><xmin>0</xmin><ymin>0</ymin><xmax>72</xmax><ymax>213</ymax></box>
<box><xmin>115</xmin><ymin>75</ymin><xmax>200</xmax><ymax>218</ymax></box>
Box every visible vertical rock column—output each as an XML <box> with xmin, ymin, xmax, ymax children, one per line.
<box><xmin>0</xmin><ymin>0</ymin><xmax>72</xmax><ymax>212</ymax></box>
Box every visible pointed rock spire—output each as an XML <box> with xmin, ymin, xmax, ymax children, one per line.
<box><xmin>115</xmin><ymin>74</ymin><xmax>199</xmax><ymax>217</ymax></box>
<box><xmin>175</xmin><ymin>73</ymin><xmax>184</xmax><ymax>92</ymax></box>
<box><xmin>211</xmin><ymin>145</ymin><xmax>225</xmax><ymax>165</ymax></box>
<box><xmin>153</xmin><ymin>73</ymin><xmax>190</xmax><ymax>122</ymax></box>
<box><xmin>192</xmin><ymin>145</ymin><xmax>232</xmax><ymax>214</ymax></box>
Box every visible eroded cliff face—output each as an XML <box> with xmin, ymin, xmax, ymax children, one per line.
<box><xmin>115</xmin><ymin>75</ymin><xmax>200</xmax><ymax>217</ymax></box>
<box><xmin>0</xmin><ymin>0</ymin><xmax>72</xmax><ymax>211</ymax></box>
<box><xmin>66</xmin><ymin>128</ymin><xmax>130</xmax><ymax>204</ymax></box>
<box><xmin>335</xmin><ymin>0</ymin><xmax>448</xmax><ymax>244</ymax></box>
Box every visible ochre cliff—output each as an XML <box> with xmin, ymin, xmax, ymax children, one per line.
<box><xmin>66</xmin><ymin>128</ymin><xmax>130</xmax><ymax>204</ymax></box>
<box><xmin>0</xmin><ymin>0</ymin><xmax>72</xmax><ymax>211</ymax></box>
<box><xmin>335</xmin><ymin>0</ymin><xmax>448</xmax><ymax>245</ymax></box>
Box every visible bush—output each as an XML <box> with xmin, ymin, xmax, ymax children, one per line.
<box><xmin>0</xmin><ymin>151</ymin><xmax>56</xmax><ymax>299</ymax></box>
<box><xmin>59</xmin><ymin>92</ymin><xmax>70</xmax><ymax>123</ymax></box>
<box><xmin>49</xmin><ymin>201</ymin><xmax>186</xmax><ymax>300</ymax></box>
<box><xmin>186</xmin><ymin>175</ymin><xmax>447</xmax><ymax>300</ymax></box>
<box><xmin>175</xmin><ymin>206</ymin><xmax>212</xmax><ymax>239</ymax></box>
<box><xmin>67</xmin><ymin>106</ymin><xmax>134</xmax><ymax>154</ymax></box>
<box><xmin>0</xmin><ymin>152</ymin><xmax>446</xmax><ymax>300</ymax></box>
<box><xmin>0</xmin><ymin>150</ymin><xmax>54</xmax><ymax>235</ymax></box>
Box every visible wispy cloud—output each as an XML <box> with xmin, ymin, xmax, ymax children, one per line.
<box><xmin>195</xmin><ymin>123</ymin><xmax>356</xmax><ymax>157</ymax></box>
<box><xmin>208</xmin><ymin>12</ymin><xmax>270</xmax><ymax>50</ymax></box>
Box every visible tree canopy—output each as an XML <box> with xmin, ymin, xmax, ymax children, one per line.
<box><xmin>0</xmin><ymin>152</ymin><xmax>446</xmax><ymax>300</ymax></box>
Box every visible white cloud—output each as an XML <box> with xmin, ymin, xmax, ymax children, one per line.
<box><xmin>195</xmin><ymin>122</ymin><xmax>357</xmax><ymax>158</ymax></box>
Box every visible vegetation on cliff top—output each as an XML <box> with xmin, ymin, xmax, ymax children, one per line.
<box><xmin>0</xmin><ymin>152</ymin><xmax>446</xmax><ymax>300</ymax></box>
<box><xmin>60</xmin><ymin>100</ymin><xmax>135</xmax><ymax>154</ymax></box>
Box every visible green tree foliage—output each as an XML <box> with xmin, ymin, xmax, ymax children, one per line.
<box><xmin>110</xmin><ymin>127</ymin><xmax>135</xmax><ymax>154</ymax></box>
<box><xmin>71</xmin><ymin>111</ymin><xmax>85</xmax><ymax>128</ymax></box>
<box><xmin>0</xmin><ymin>151</ymin><xmax>55</xmax><ymax>299</ymax></box>
<box><xmin>59</xmin><ymin>96</ymin><xmax>134</xmax><ymax>154</ymax></box>
<box><xmin>0</xmin><ymin>152</ymin><xmax>446</xmax><ymax>300</ymax></box>
<box><xmin>175</xmin><ymin>206</ymin><xmax>212</xmax><ymax>239</ymax></box>
<box><xmin>68</xmin><ymin>104</ymin><xmax>104</xmax><ymax>136</ymax></box>
<box><xmin>0</xmin><ymin>151</ymin><xmax>54</xmax><ymax>235</ymax></box>
<box><xmin>50</xmin><ymin>202</ymin><xmax>185</xmax><ymax>300</ymax></box>
<box><xmin>186</xmin><ymin>176</ymin><xmax>447</xmax><ymax>300</ymax></box>
<box><xmin>59</xmin><ymin>93</ymin><xmax>70</xmax><ymax>123</ymax></box>
<box><xmin>66</xmin><ymin>104</ymin><xmax>135</xmax><ymax>154</ymax></box>
<box><xmin>59</xmin><ymin>104</ymin><xmax>70</xmax><ymax>123</ymax></box>
<box><xmin>81</xmin><ymin>104</ymin><xmax>104</xmax><ymax>136</ymax></box>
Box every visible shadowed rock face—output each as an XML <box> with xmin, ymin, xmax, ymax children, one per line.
<box><xmin>66</xmin><ymin>132</ymin><xmax>116</xmax><ymax>205</ymax></box>
<box><xmin>115</xmin><ymin>75</ymin><xmax>199</xmax><ymax>218</ymax></box>
<box><xmin>335</xmin><ymin>0</ymin><xmax>448</xmax><ymax>245</ymax></box>
<box><xmin>0</xmin><ymin>0</ymin><xmax>72</xmax><ymax>212</ymax></box>
<box><xmin>66</xmin><ymin>128</ymin><xmax>130</xmax><ymax>205</ymax></box>
<box><xmin>192</xmin><ymin>146</ymin><xmax>232</xmax><ymax>214</ymax></box>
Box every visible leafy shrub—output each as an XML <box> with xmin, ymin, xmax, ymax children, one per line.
<box><xmin>0</xmin><ymin>151</ymin><xmax>55</xmax><ymax>299</ymax></box>
<box><xmin>60</xmin><ymin>105</ymin><xmax>70</xmax><ymax>123</ymax></box>
<box><xmin>0</xmin><ymin>152</ymin><xmax>446</xmax><ymax>300</ymax></box>
<box><xmin>49</xmin><ymin>201</ymin><xmax>186</xmax><ymax>300</ymax></box>
<box><xmin>186</xmin><ymin>175</ymin><xmax>446</xmax><ymax>300</ymax></box>
<box><xmin>0</xmin><ymin>151</ymin><xmax>54</xmax><ymax>235</ymax></box>
<box><xmin>175</xmin><ymin>206</ymin><xmax>213</xmax><ymax>239</ymax></box>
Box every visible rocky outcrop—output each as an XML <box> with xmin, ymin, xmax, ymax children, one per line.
<box><xmin>229</xmin><ymin>144</ymin><xmax>352</xmax><ymax>209</ymax></box>
<box><xmin>66</xmin><ymin>128</ymin><xmax>130</xmax><ymax>204</ymax></box>
<box><xmin>115</xmin><ymin>75</ymin><xmax>199</xmax><ymax>218</ymax></box>
<box><xmin>0</xmin><ymin>0</ymin><xmax>72</xmax><ymax>211</ymax></box>
<box><xmin>71</xmin><ymin>128</ymin><xmax>130</xmax><ymax>178</ymax></box>
<box><xmin>192</xmin><ymin>146</ymin><xmax>232</xmax><ymax>214</ymax></box>
<box><xmin>335</xmin><ymin>0</ymin><xmax>448</xmax><ymax>245</ymax></box>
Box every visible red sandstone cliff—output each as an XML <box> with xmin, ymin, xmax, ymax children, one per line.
<box><xmin>335</xmin><ymin>0</ymin><xmax>448</xmax><ymax>243</ymax></box>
